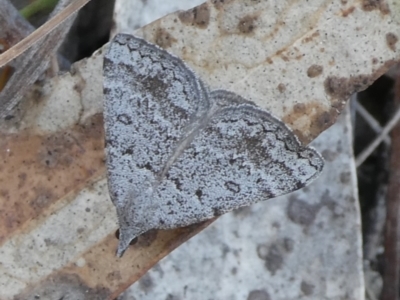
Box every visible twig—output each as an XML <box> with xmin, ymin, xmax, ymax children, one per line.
<box><xmin>354</xmin><ymin>99</ymin><xmax>391</xmax><ymax>146</ymax></box>
<box><xmin>0</xmin><ymin>0</ymin><xmax>91</xmax><ymax>68</ymax></box>
<box><xmin>356</xmin><ymin>107</ymin><xmax>400</xmax><ymax>167</ymax></box>
<box><xmin>366</xmin><ymin>285</ymin><xmax>378</xmax><ymax>300</ymax></box>
<box><xmin>0</xmin><ymin>0</ymin><xmax>83</xmax><ymax>118</ymax></box>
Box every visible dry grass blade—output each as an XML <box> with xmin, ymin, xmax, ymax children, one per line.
<box><xmin>0</xmin><ymin>0</ymin><xmax>90</xmax><ymax>119</ymax></box>
<box><xmin>356</xmin><ymin>107</ymin><xmax>400</xmax><ymax>167</ymax></box>
<box><xmin>0</xmin><ymin>0</ymin><xmax>91</xmax><ymax>68</ymax></box>
<box><xmin>354</xmin><ymin>99</ymin><xmax>391</xmax><ymax>146</ymax></box>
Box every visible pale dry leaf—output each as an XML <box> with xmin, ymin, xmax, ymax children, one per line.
<box><xmin>131</xmin><ymin>0</ymin><xmax>400</xmax><ymax>142</ymax></box>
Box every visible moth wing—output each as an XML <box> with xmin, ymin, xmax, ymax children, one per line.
<box><xmin>103</xmin><ymin>34</ymin><xmax>210</xmax><ymax>255</ymax></box>
<box><xmin>151</xmin><ymin>90</ymin><xmax>324</xmax><ymax>228</ymax></box>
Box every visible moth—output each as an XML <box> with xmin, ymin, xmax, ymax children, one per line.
<box><xmin>103</xmin><ymin>34</ymin><xmax>324</xmax><ymax>256</ymax></box>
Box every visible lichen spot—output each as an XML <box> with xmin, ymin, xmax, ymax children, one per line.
<box><xmin>277</xmin><ymin>83</ymin><xmax>286</xmax><ymax>93</ymax></box>
<box><xmin>237</xmin><ymin>15</ymin><xmax>258</xmax><ymax>35</ymax></box>
<box><xmin>307</xmin><ymin>65</ymin><xmax>323</xmax><ymax>78</ymax></box>
<box><xmin>178</xmin><ymin>3</ymin><xmax>210</xmax><ymax>29</ymax></box>
<box><xmin>386</xmin><ymin>33</ymin><xmax>398</xmax><ymax>52</ymax></box>
<box><xmin>155</xmin><ymin>28</ymin><xmax>176</xmax><ymax>49</ymax></box>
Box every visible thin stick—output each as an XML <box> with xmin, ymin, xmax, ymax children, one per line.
<box><xmin>365</xmin><ymin>285</ymin><xmax>378</xmax><ymax>300</ymax></box>
<box><xmin>354</xmin><ymin>99</ymin><xmax>391</xmax><ymax>146</ymax></box>
<box><xmin>355</xmin><ymin>107</ymin><xmax>400</xmax><ymax>167</ymax></box>
<box><xmin>0</xmin><ymin>0</ymin><xmax>91</xmax><ymax>68</ymax></box>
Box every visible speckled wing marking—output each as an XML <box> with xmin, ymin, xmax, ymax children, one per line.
<box><xmin>156</xmin><ymin>90</ymin><xmax>323</xmax><ymax>225</ymax></box>
<box><xmin>103</xmin><ymin>34</ymin><xmax>324</xmax><ymax>257</ymax></box>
